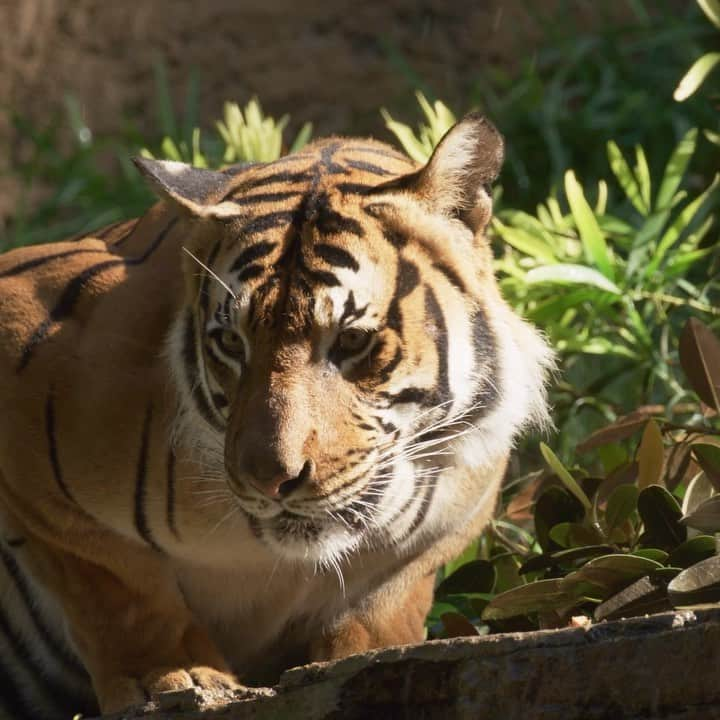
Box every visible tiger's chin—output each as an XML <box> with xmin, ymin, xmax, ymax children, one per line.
<box><xmin>253</xmin><ymin>512</ymin><xmax>365</xmax><ymax>565</ymax></box>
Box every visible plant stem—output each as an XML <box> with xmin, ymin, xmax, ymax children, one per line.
<box><xmin>631</xmin><ymin>290</ymin><xmax>720</xmax><ymax>316</ymax></box>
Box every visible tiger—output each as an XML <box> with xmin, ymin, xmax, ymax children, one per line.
<box><xmin>0</xmin><ymin>113</ymin><xmax>552</xmax><ymax>719</ymax></box>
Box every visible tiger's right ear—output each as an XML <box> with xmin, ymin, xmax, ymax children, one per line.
<box><xmin>132</xmin><ymin>157</ymin><xmax>240</xmax><ymax>219</ymax></box>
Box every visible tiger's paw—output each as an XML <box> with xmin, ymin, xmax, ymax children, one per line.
<box><xmin>98</xmin><ymin>666</ymin><xmax>249</xmax><ymax>714</ymax></box>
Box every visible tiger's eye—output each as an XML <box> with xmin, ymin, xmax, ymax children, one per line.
<box><xmin>218</xmin><ymin>328</ymin><xmax>245</xmax><ymax>358</ymax></box>
<box><xmin>338</xmin><ymin>328</ymin><xmax>372</xmax><ymax>353</ymax></box>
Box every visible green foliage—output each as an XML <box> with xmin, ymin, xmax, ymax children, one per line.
<box><xmin>494</xmin><ymin>129</ymin><xmax>720</xmax><ymax>453</ymax></box>
<box><xmin>675</xmin><ymin>0</ymin><xmax>720</xmax><ymax>101</ymax></box>
<box><xmin>381</xmin><ymin>92</ymin><xmax>456</xmax><ymax>163</ymax></box>
<box><xmin>429</xmin><ymin>318</ymin><xmax>720</xmax><ymax>639</ymax></box>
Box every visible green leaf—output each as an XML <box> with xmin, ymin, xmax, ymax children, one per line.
<box><xmin>289</xmin><ymin>122</ymin><xmax>313</xmax><ymax>154</ymax></box>
<box><xmin>534</xmin><ymin>487</ymin><xmax>585</xmax><ymax>551</ymax></box>
<box><xmin>656</xmin><ymin>128</ymin><xmax>698</xmax><ymax>211</ymax></box>
<box><xmin>607</xmin><ymin>140</ymin><xmax>647</xmax><ymax>215</ymax></box>
<box><xmin>631</xmin><ymin>548</ymin><xmax>669</xmax><ymax>564</ymax></box>
<box><xmin>634</xmin><ymin>145</ymin><xmax>652</xmax><ymax>213</ymax></box>
<box><xmin>699</xmin><ymin>0</ymin><xmax>720</xmax><ymax>28</ymax></box>
<box><xmin>668</xmin><ymin>555</ymin><xmax>720</xmax><ymax>607</ymax></box>
<box><xmin>605</xmin><ymin>485</ymin><xmax>639</xmax><ymax>535</ymax></box>
<box><xmin>679</xmin><ymin>318</ymin><xmax>720</xmax><ymax>411</ymax></box>
<box><xmin>482</xmin><ymin>579</ymin><xmax>574</xmax><ymax>621</ymax></box>
<box><xmin>693</xmin><ymin>443</ymin><xmax>720</xmax><ymax>489</ymax></box>
<box><xmin>525</xmin><ymin>264</ymin><xmax>622</xmax><ymax>294</ymax></box>
<box><xmin>519</xmin><ymin>545</ymin><xmax>615</xmax><ymax>574</ymax></box>
<box><xmin>436</xmin><ymin>560</ymin><xmax>495</xmax><ymax>597</ymax></box>
<box><xmin>562</xmin><ymin>554</ymin><xmax>663</xmax><ymax>596</ymax></box>
<box><xmin>637</xmin><ymin>420</ymin><xmax>665</xmax><ymax>489</ymax></box>
<box><xmin>647</xmin><ymin>173</ymin><xmax>719</xmax><ymax>278</ymax></box>
<box><xmin>637</xmin><ymin>485</ymin><xmax>687</xmax><ymax>549</ymax></box>
<box><xmin>681</xmin><ymin>495</ymin><xmax>720</xmax><ymax>534</ymax></box>
<box><xmin>564</xmin><ymin>170</ymin><xmax>615</xmax><ymax>279</ymax></box>
<box><xmin>594</xmin><ymin>575</ymin><xmax>672</xmax><ymax>622</ymax></box>
<box><xmin>540</xmin><ymin>444</ymin><xmax>592</xmax><ymax>512</ymax></box>
<box><xmin>668</xmin><ymin>536</ymin><xmax>717</xmax><ymax>569</ymax></box>
<box><xmin>440</xmin><ymin>612</ymin><xmax>479</xmax><ymax>637</ymax></box>
<box><xmin>492</xmin><ymin>219</ymin><xmax>557</xmax><ymax>263</ymax></box>
<box><xmin>674</xmin><ymin>52</ymin><xmax>720</xmax><ymax>101</ymax></box>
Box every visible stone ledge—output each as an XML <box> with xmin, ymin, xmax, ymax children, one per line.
<box><xmin>101</xmin><ymin>608</ymin><xmax>720</xmax><ymax>720</ymax></box>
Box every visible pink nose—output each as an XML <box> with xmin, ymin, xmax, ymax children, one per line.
<box><xmin>248</xmin><ymin>461</ymin><xmax>313</xmax><ymax>498</ymax></box>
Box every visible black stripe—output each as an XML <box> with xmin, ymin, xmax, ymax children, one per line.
<box><xmin>336</xmin><ymin>182</ymin><xmax>377</xmax><ymax>196</ymax></box>
<box><xmin>0</xmin><ymin>575</ymin><xmax>84</xmax><ymax>713</ymax></box>
<box><xmin>199</xmin><ymin>240</ymin><xmax>222</xmax><ymax>321</ymax></box>
<box><xmin>380</xmin><ymin>387</ymin><xmax>434</xmax><ymax>406</ymax></box>
<box><xmin>303</xmin><ymin>268</ymin><xmax>340</xmax><ymax>287</ymax></box>
<box><xmin>17</xmin><ymin>218</ymin><xmax>177</xmax><ymax>373</ymax></box>
<box><xmin>134</xmin><ymin>404</ymin><xmax>163</xmax><ymax>553</ymax></box>
<box><xmin>316</xmin><ymin>207</ymin><xmax>365</xmax><ymax>237</ymax></box>
<box><xmin>471</xmin><ymin>309</ymin><xmax>500</xmax><ymax>413</ymax></box>
<box><xmin>0</xmin><ymin>546</ymin><xmax>87</xmax><ymax>677</ymax></box>
<box><xmin>230</xmin><ymin>191</ymin><xmax>301</xmax><ymax>206</ymax></box>
<box><xmin>228</xmin><ymin>171</ymin><xmax>313</xmax><ymax>196</ymax></box>
<box><xmin>0</xmin><ymin>249</ymin><xmax>107</xmax><ymax>280</ymax></box>
<box><xmin>343</xmin><ymin>146</ymin><xmax>412</xmax><ymax>162</ymax></box>
<box><xmin>425</xmin><ymin>286</ymin><xmax>451</xmax><ymax>405</ymax></box>
<box><xmin>230</xmin><ymin>241</ymin><xmax>277</xmax><ymax>273</ymax></box>
<box><xmin>237</xmin><ymin>264</ymin><xmax>266</xmax><ymax>282</ymax></box>
<box><xmin>238</xmin><ymin>211</ymin><xmax>295</xmax><ymax>236</ymax></box>
<box><xmin>313</xmin><ymin>243</ymin><xmax>360</xmax><ymax>271</ymax></box>
<box><xmin>94</xmin><ymin>220</ymin><xmax>127</xmax><ymax>239</ymax></box>
<box><xmin>0</xmin><ymin>654</ymin><xmax>37</xmax><ymax>720</ymax></box>
<box><xmin>111</xmin><ymin>221</ymin><xmax>139</xmax><ymax>247</ymax></box>
<box><xmin>376</xmin><ymin>345</ymin><xmax>403</xmax><ymax>383</ymax></box>
<box><xmin>433</xmin><ymin>261</ymin><xmax>467</xmax><ymax>294</ymax></box>
<box><xmin>166</xmin><ymin>450</ymin><xmax>179</xmax><ymax>539</ymax></box>
<box><xmin>343</xmin><ymin>159</ymin><xmax>395</xmax><ymax>176</ymax></box>
<box><xmin>405</xmin><ymin>480</ymin><xmax>437</xmax><ymax>539</ymax></box>
<box><xmin>386</xmin><ymin>258</ymin><xmax>419</xmax><ymax>333</ymax></box>
<box><xmin>339</xmin><ymin>291</ymin><xmax>368</xmax><ymax>325</ymax></box>
<box><xmin>182</xmin><ymin>311</ymin><xmax>224</xmax><ymax>432</ymax></box>
<box><xmin>45</xmin><ymin>390</ymin><xmax>76</xmax><ymax>503</ymax></box>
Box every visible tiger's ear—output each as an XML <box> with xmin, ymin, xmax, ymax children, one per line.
<box><xmin>132</xmin><ymin>157</ymin><xmax>240</xmax><ymax>219</ymax></box>
<box><xmin>396</xmin><ymin>113</ymin><xmax>504</xmax><ymax>232</ymax></box>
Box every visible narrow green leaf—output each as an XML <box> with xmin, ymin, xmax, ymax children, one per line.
<box><xmin>525</xmin><ymin>264</ymin><xmax>622</xmax><ymax>294</ymax></box>
<box><xmin>693</xmin><ymin>443</ymin><xmax>720</xmax><ymax>488</ymax></box>
<box><xmin>656</xmin><ymin>128</ymin><xmax>698</xmax><ymax>211</ymax></box>
<box><xmin>699</xmin><ymin>0</ymin><xmax>720</xmax><ymax>28</ymax></box>
<box><xmin>634</xmin><ymin>145</ymin><xmax>652</xmax><ymax>213</ymax></box>
<box><xmin>607</xmin><ymin>141</ymin><xmax>647</xmax><ymax>215</ymax></box>
<box><xmin>674</xmin><ymin>52</ymin><xmax>720</xmax><ymax>101</ymax></box>
<box><xmin>540</xmin><ymin>443</ymin><xmax>592</xmax><ymax>512</ymax></box>
<box><xmin>564</xmin><ymin>170</ymin><xmax>615</xmax><ymax>279</ymax></box>
<box><xmin>492</xmin><ymin>220</ymin><xmax>557</xmax><ymax>263</ymax></box>
<box><xmin>668</xmin><ymin>536</ymin><xmax>717</xmax><ymax>569</ymax></box>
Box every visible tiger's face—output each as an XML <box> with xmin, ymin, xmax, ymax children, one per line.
<box><xmin>138</xmin><ymin>115</ymin><xmax>551</xmax><ymax>565</ymax></box>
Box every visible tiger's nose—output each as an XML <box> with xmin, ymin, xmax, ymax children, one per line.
<box><xmin>248</xmin><ymin>459</ymin><xmax>314</xmax><ymax>498</ymax></box>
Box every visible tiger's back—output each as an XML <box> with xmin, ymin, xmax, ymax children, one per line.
<box><xmin>0</xmin><ymin>117</ymin><xmax>551</xmax><ymax>718</ymax></box>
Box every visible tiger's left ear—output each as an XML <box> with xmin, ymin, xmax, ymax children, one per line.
<box><xmin>132</xmin><ymin>157</ymin><xmax>240</xmax><ymax>219</ymax></box>
<box><xmin>396</xmin><ymin>113</ymin><xmax>504</xmax><ymax>232</ymax></box>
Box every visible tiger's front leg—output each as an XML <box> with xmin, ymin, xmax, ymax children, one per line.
<box><xmin>23</xmin><ymin>535</ymin><xmax>239</xmax><ymax>715</ymax></box>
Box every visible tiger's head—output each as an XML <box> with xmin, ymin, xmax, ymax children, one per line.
<box><xmin>136</xmin><ymin>114</ymin><xmax>552</xmax><ymax>565</ymax></box>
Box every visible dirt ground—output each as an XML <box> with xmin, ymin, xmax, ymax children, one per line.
<box><xmin>0</xmin><ymin>0</ymin><xmax>637</xmax><ymax>227</ymax></box>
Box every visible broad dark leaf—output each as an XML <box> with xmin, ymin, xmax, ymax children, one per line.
<box><xmin>669</xmin><ymin>536</ymin><xmax>716</xmax><ymax>569</ymax></box>
<box><xmin>605</xmin><ymin>484</ymin><xmax>639</xmax><ymax>534</ymax></box>
<box><xmin>665</xmin><ymin>442</ymin><xmax>695</xmax><ymax>492</ymax></box>
<box><xmin>637</xmin><ymin>485</ymin><xmax>686</xmax><ymax>550</ymax></box>
<box><xmin>692</xmin><ymin>442</ymin><xmax>720</xmax><ymax>489</ymax></box>
<box><xmin>679</xmin><ymin>317</ymin><xmax>720</xmax><ymax>411</ymax></box>
<box><xmin>549</xmin><ymin>522</ymin><xmax>604</xmax><ymax>548</ymax></box>
<box><xmin>440</xmin><ymin>612</ymin><xmax>479</xmax><ymax>638</ymax></box>
<box><xmin>637</xmin><ymin>420</ymin><xmax>665</xmax><ymax>489</ymax></box>
<box><xmin>534</xmin><ymin>486</ymin><xmax>585</xmax><ymax>551</ymax></box>
<box><xmin>482</xmin><ymin>579</ymin><xmax>575</xmax><ymax>621</ymax></box>
<box><xmin>436</xmin><ymin>560</ymin><xmax>495</xmax><ymax>597</ymax></box>
<box><xmin>631</xmin><ymin>548</ymin><xmax>669</xmax><ymax>564</ymax></box>
<box><xmin>519</xmin><ymin>545</ymin><xmax>615</xmax><ymax>575</ymax></box>
<box><xmin>594</xmin><ymin>575</ymin><xmax>672</xmax><ymax>622</ymax></box>
<box><xmin>680</xmin><ymin>494</ymin><xmax>720</xmax><ymax>534</ymax></box>
<box><xmin>595</xmin><ymin>461</ymin><xmax>639</xmax><ymax>504</ymax></box>
<box><xmin>668</xmin><ymin>555</ymin><xmax>720</xmax><ymax>607</ymax></box>
<box><xmin>577</xmin><ymin>412</ymin><xmax>652</xmax><ymax>453</ymax></box>
<box><xmin>561</xmin><ymin>554</ymin><xmax>664</xmax><ymax>598</ymax></box>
